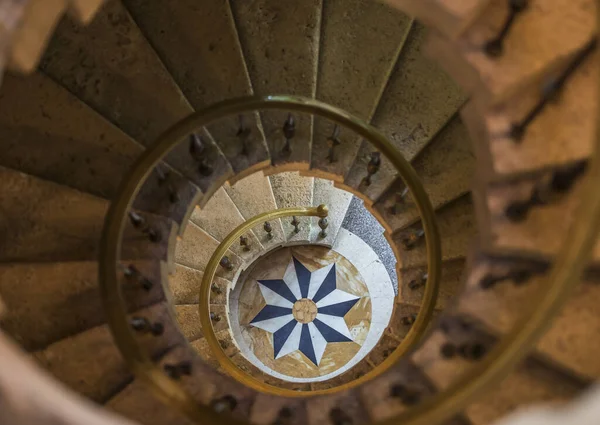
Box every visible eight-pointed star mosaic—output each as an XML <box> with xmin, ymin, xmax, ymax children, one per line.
<box><xmin>250</xmin><ymin>256</ymin><xmax>361</xmax><ymax>366</ymax></box>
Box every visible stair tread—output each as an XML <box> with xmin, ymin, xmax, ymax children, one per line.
<box><xmin>224</xmin><ymin>171</ymin><xmax>286</xmax><ymax>251</ymax></box>
<box><xmin>190</xmin><ymin>187</ymin><xmax>264</xmax><ymax>261</ymax></box>
<box><xmin>306</xmin><ymin>390</ymin><xmax>369</xmax><ymax>425</ymax></box>
<box><xmin>475</xmin><ymin>167</ymin><xmax>600</xmax><ymax>262</ymax></box>
<box><xmin>40</xmin><ymin>0</ymin><xmax>232</xmax><ymax>191</ymax></box>
<box><xmin>175</xmin><ymin>304</ymin><xmax>228</xmax><ymax>342</ymax></box>
<box><xmin>344</xmin><ymin>22</ymin><xmax>465</xmax><ymax>202</ymax></box>
<box><xmin>0</xmin><ymin>166</ymin><xmax>175</xmax><ymax>263</ymax></box>
<box><xmin>0</xmin><ymin>260</ymin><xmax>166</xmax><ymax>351</ymax></box>
<box><xmin>170</xmin><ymin>264</ymin><xmax>229</xmax><ymax>306</ymax></box>
<box><xmin>394</xmin><ymin>193</ymin><xmax>476</xmax><ymax>269</ymax></box>
<box><xmin>121</xmin><ymin>0</ymin><xmax>270</xmax><ymax>177</ymax></box>
<box><xmin>230</xmin><ymin>0</ymin><xmax>320</xmax><ymax>169</ymax></box>
<box><xmin>0</xmin><ymin>72</ymin><xmax>200</xmax><ymax>225</ymax></box>
<box><xmin>175</xmin><ymin>221</ymin><xmax>242</xmax><ymax>276</ymax></box>
<box><xmin>459</xmin><ymin>254</ymin><xmax>600</xmax><ymax>381</ymax></box>
<box><xmin>309</xmin><ymin>178</ymin><xmax>353</xmax><ymax>245</ymax></box>
<box><xmin>250</xmin><ymin>394</ymin><xmax>308</xmax><ymax>425</ymax></box>
<box><xmin>310</xmin><ymin>0</ymin><xmax>413</xmax><ymax>180</ymax></box>
<box><xmin>375</xmin><ymin>115</ymin><xmax>474</xmax><ymax>232</ymax></box>
<box><xmin>269</xmin><ymin>172</ymin><xmax>314</xmax><ymax>242</ymax></box>
<box><xmin>34</xmin><ymin>302</ymin><xmax>182</xmax><ymax>403</ymax></box>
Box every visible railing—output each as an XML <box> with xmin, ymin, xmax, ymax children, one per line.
<box><xmin>99</xmin><ymin>95</ymin><xmax>442</xmax><ymax>418</ymax></box>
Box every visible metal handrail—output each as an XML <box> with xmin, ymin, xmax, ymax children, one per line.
<box><xmin>99</xmin><ymin>96</ymin><xmax>442</xmax><ymax>418</ymax></box>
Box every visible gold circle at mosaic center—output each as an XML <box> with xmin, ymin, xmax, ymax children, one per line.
<box><xmin>293</xmin><ymin>298</ymin><xmax>318</xmax><ymax>323</ymax></box>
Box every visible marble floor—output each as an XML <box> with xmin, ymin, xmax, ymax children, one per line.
<box><xmin>229</xmin><ymin>239</ymin><xmax>394</xmax><ymax>382</ymax></box>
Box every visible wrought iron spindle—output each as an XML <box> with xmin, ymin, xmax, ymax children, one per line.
<box><xmin>130</xmin><ymin>317</ymin><xmax>164</xmax><ymax>336</ymax></box>
<box><xmin>164</xmin><ymin>361</ymin><xmax>192</xmax><ymax>380</ymax></box>
<box><xmin>330</xmin><ymin>408</ymin><xmax>352</xmax><ymax>425</ymax></box>
<box><xmin>122</xmin><ymin>264</ymin><xmax>153</xmax><ymax>291</ymax></box>
<box><xmin>327</xmin><ymin>124</ymin><xmax>341</xmax><ymax>163</ymax></box>
<box><xmin>318</xmin><ymin>217</ymin><xmax>329</xmax><ymax>238</ymax></box>
<box><xmin>510</xmin><ymin>37</ymin><xmax>597</xmax><ymax>141</ymax></box>
<box><xmin>505</xmin><ymin>160</ymin><xmax>588</xmax><ymax>222</ymax></box>
<box><xmin>408</xmin><ymin>272</ymin><xmax>428</xmax><ymax>290</ymax></box>
<box><xmin>128</xmin><ymin>212</ymin><xmax>162</xmax><ymax>243</ymax></box>
<box><xmin>282</xmin><ymin>113</ymin><xmax>295</xmax><ymax>154</ymax></box>
<box><xmin>291</xmin><ymin>216</ymin><xmax>300</xmax><ymax>234</ymax></box>
<box><xmin>273</xmin><ymin>407</ymin><xmax>294</xmax><ymax>425</ymax></box>
<box><xmin>211</xmin><ymin>283</ymin><xmax>223</xmax><ymax>295</ymax></box>
<box><xmin>400</xmin><ymin>314</ymin><xmax>417</xmax><ymax>326</ymax></box>
<box><xmin>479</xmin><ymin>264</ymin><xmax>547</xmax><ymax>289</ymax></box>
<box><xmin>457</xmin><ymin>342</ymin><xmax>487</xmax><ymax>361</ymax></box>
<box><xmin>211</xmin><ymin>395</ymin><xmax>237</xmax><ymax>413</ymax></box>
<box><xmin>484</xmin><ymin>0</ymin><xmax>529</xmax><ymax>57</ymax></box>
<box><xmin>390</xmin><ymin>187</ymin><xmax>410</xmax><ymax>215</ymax></box>
<box><xmin>155</xmin><ymin>167</ymin><xmax>179</xmax><ymax>203</ymax></box>
<box><xmin>399</xmin><ymin>229</ymin><xmax>425</xmax><ymax>250</ymax></box>
<box><xmin>189</xmin><ymin>133</ymin><xmax>214</xmax><ymax>176</ymax></box>
<box><xmin>236</xmin><ymin>114</ymin><xmax>251</xmax><ymax>156</ymax></box>
<box><xmin>210</xmin><ymin>312</ymin><xmax>221</xmax><ymax>322</ymax></box>
<box><xmin>239</xmin><ymin>235</ymin><xmax>250</xmax><ymax>251</ymax></box>
<box><xmin>263</xmin><ymin>221</ymin><xmax>273</xmax><ymax>240</ymax></box>
<box><xmin>219</xmin><ymin>256</ymin><xmax>234</xmax><ymax>271</ymax></box>
<box><xmin>361</xmin><ymin>152</ymin><xmax>381</xmax><ymax>186</ymax></box>
<box><xmin>389</xmin><ymin>384</ymin><xmax>421</xmax><ymax>405</ymax></box>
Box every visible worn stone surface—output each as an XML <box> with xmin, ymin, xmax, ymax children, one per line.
<box><xmin>175</xmin><ymin>221</ymin><xmax>241</xmax><ymax>272</ymax></box>
<box><xmin>169</xmin><ymin>264</ymin><xmax>230</xmax><ymax>305</ymax></box>
<box><xmin>122</xmin><ymin>0</ymin><xmax>270</xmax><ymax>176</ymax></box>
<box><xmin>190</xmin><ymin>187</ymin><xmax>264</xmax><ymax>260</ymax></box>
<box><xmin>175</xmin><ymin>304</ymin><xmax>228</xmax><ymax>343</ymax></box>
<box><xmin>0</xmin><ymin>167</ymin><xmax>175</xmax><ymax>263</ymax></box>
<box><xmin>344</xmin><ymin>22</ymin><xmax>465</xmax><ymax>202</ymax></box>
<box><xmin>40</xmin><ymin>0</ymin><xmax>233</xmax><ymax>192</ymax></box>
<box><xmin>480</xmin><ymin>170</ymin><xmax>600</xmax><ymax>261</ymax></box>
<box><xmin>224</xmin><ymin>171</ymin><xmax>286</xmax><ymax>250</ymax></box>
<box><xmin>309</xmin><ymin>178</ymin><xmax>353</xmax><ymax>246</ymax></box>
<box><xmin>394</xmin><ymin>193</ymin><xmax>475</xmax><ymax>269</ymax></box>
<box><xmin>269</xmin><ymin>172</ymin><xmax>314</xmax><ymax>242</ymax></box>
<box><xmin>483</xmin><ymin>51</ymin><xmax>597</xmax><ymax>177</ymax></box>
<box><xmin>230</xmin><ymin>0</ymin><xmax>321</xmax><ymax>168</ymax></box>
<box><xmin>341</xmin><ymin>196</ymin><xmax>398</xmax><ymax>290</ymax></box>
<box><xmin>0</xmin><ymin>72</ymin><xmax>200</xmax><ymax>226</ymax></box>
<box><xmin>306</xmin><ymin>390</ymin><xmax>370</xmax><ymax>425</ymax></box>
<box><xmin>311</xmin><ymin>0</ymin><xmax>413</xmax><ymax>180</ymax></box>
<box><xmin>446</xmin><ymin>0</ymin><xmax>596</xmax><ymax>101</ymax></box>
<box><xmin>33</xmin><ymin>303</ymin><xmax>182</xmax><ymax>403</ymax></box>
<box><xmin>459</xmin><ymin>255</ymin><xmax>600</xmax><ymax>380</ymax></box>
<box><xmin>0</xmin><ymin>260</ymin><xmax>166</xmax><ymax>351</ymax></box>
<box><xmin>398</xmin><ymin>259</ymin><xmax>465</xmax><ymax>310</ymax></box>
<box><xmin>384</xmin><ymin>303</ymin><xmax>421</xmax><ymax>342</ymax></box>
<box><xmin>250</xmin><ymin>394</ymin><xmax>308</xmax><ymax>425</ymax></box>
<box><xmin>375</xmin><ymin>115</ymin><xmax>474</xmax><ymax>232</ymax></box>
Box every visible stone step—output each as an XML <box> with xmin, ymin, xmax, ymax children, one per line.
<box><xmin>411</xmin><ymin>318</ymin><xmax>585</xmax><ymax>425</ymax></box>
<box><xmin>384</xmin><ymin>0</ymin><xmax>491</xmax><ymax>38</ymax></box>
<box><xmin>39</xmin><ymin>0</ymin><xmax>233</xmax><ymax>192</ymax></box>
<box><xmin>0</xmin><ymin>166</ymin><xmax>176</xmax><ymax>263</ymax></box>
<box><xmin>344</xmin><ymin>22</ymin><xmax>466</xmax><ymax>203</ymax></box>
<box><xmin>309</xmin><ymin>178</ymin><xmax>353</xmax><ymax>245</ymax></box>
<box><xmin>393</xmin><ymin>193</ymin><xmax>476</xmax><ymax>269</ymax></box>
<box><xmin>190</xmin><ymin>187</ymin><xmax>264</xmax><ymax>262</ymax></box>
<box><xmin>309</xmin><ymin>358</ymin><xmax>373</xmax><ymax>391</ymax></box>
<box><xmin>0</xmin><ymin>72</ymin><xmax>200</xmax><ymax>226</ymax></box>
<box><xmin>375</xmin><ymin>114</ymin><xmax>475</xmax><ymax>233</ymax></box>
<box><xmin>190</xmin><ymin>328</ymin><xmax>238</xmax><ymax>370</ymax></box>
<box><xmin>224</xmin><ymin>171</ymin><xmax>286</xmax><ymax>251</ymax></box>
<box><xmin>175</xmin><ymin>222</ymin><xmax>242</xmax><ymax>279</ymax></box>
<box><xmin>249</xmin><ymin>393</ymin><xmax>308</xmax><ymax>425</ymax></box>
<box><xmin>121</xmin><ymin>0</ymin><xmax>270</xmax><ymax>178</ymax></box>
<box><xmin>309</xmin><ymin>0</ymin><xmax>413</xmax><ymax>181</ymax></box>
<box><xmin>306</xmin><ymin>390</ymin><xmax>370</xmax><ymax>425</ymax></box>
<box><xmin>229</xmin><ymin>0</ymin><xmax>320</xmax><ymax>170</ymax></box>
<box><xmin>473</xmin><ymin>162</ymin><xmax>600</xmax><ymax>263</ymax></box>
<box><xmin>398</xmin><ymin>259</ymin><xmax>465</xmax><ymax>310</ymax></box>
<box><xmin>108</xmin><ymin>344</ymin><xmax>257</xmax><ymax>423</ymax></box>
<box><xmin>169</xmin><ymin>264</ymin><xmax>229</xmax><ymax>306</ymax></box>
<box><xmin>430</xmin><ymin>0</ymin><xmax>595</xmax><ymax>104</ymax></box>
<box><xmin>458</xmin><ymin>253</ymin><xmax>600</xmax><ymax>381</ymax></box>
<box><xmin>0</xmin><ymin>260</ymin><xmax>166</xmax><ymax>352</ymax></box>
<box><xmin>174</xmin><ymin>304</ymin><xmax>228</xmax><ymax>342</ymax></box>
<box><xmin>34</xmin><ymin>302</ymin><xmax>183</xmax><ymax>403</ymax></box>
<box><xmin>269</xmin><ymin>172</ymin><xmax>314</xmax><ymax>243</ymax></box>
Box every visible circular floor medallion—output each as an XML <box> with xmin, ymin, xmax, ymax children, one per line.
<box><xmin>233</xmin><ymin>246</ymin><xmax>372</xmax><ymax>380</ymax></box>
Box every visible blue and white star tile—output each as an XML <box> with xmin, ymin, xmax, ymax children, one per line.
<box><xmin>250</xmin><ymin>256</ymin><xmax>361</xmax><ymax>366</ymax></box>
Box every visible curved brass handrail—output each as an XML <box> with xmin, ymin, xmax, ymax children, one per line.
<box><xmin>100</xmin><ymin>95</ymin><xmax>442</xmax><ymax>419</ymax></box>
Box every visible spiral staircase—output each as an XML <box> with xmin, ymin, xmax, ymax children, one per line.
<box><xmin>0</xmin><ymin>1</ymin><xmax>599</xmax><ymax>425</ymax></box>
